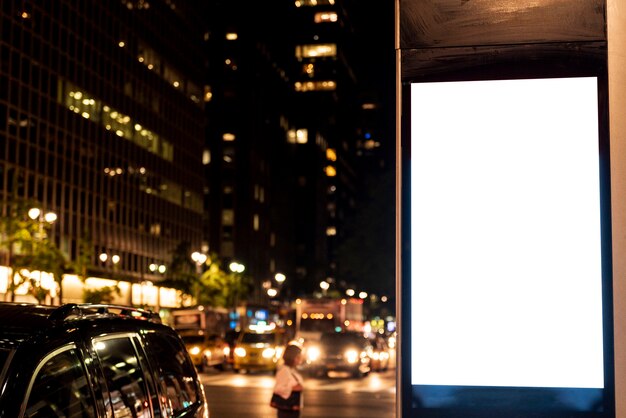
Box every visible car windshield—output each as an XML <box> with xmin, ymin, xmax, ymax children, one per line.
<box><xmin>182</xmin><ymin>335</ymin><xmax>205</xmax><ymax>345</ymax></box>
<box><xmin>240</xmin><ymin>333</ymin><xmax>275</xmax><ymax>344</ymax></box>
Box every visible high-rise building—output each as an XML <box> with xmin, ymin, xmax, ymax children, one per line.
<box><xmin>203</xmin><ymin>0</ymin><xmax>362</xmax><ymax>299</ymax></box>
<box><xmin>203</xmin><ymin>2</ymin><xmax>297</xmax><ymax>301</ymax></box>
<box><xmin>0</xmin><ymin>0</ymin><xmax>207</xmax><ymax>306</ymax></box>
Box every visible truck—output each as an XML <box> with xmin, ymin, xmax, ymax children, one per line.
<box><xmin>294</xmin><ymin>297</ymin><xmax>364</xmax><ymax>342</ymax></box>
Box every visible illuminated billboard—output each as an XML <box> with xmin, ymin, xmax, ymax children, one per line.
<box><xmin>401</xmin><ymin>76</ymin><xmax>614</xmax><ymax>417</ymax></box>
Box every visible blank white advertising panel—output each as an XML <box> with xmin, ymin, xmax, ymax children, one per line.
<box><xmin>410</xmin><ymin>77</ymin><xmax>604</xmax><ymax>389</ymax></box>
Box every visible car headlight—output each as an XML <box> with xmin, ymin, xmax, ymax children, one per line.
<box><xmin>307</xmin><ymin>346</ymin><xmax>321</xmax><ymax>362</ymax></box>
<box><xmin>234</xmin><ymin>347</ymin><xmax>247</xmax><ymax>357</ymax></box>
<box><xmin>223</xmin><ymin>346</ymin><xmax>230</xmax><ymax>356</ymax></box>
<box><xmin>262</xmin><ymin>348</ymin><xmax>276</xmax><ymax>359</ymax></box>
<box><xmin>189</xmin><ymin>346</ymin><xmax>201</xmax><ymax>356</ymax></box>
<box><xmin>345</xmin><ymin>349</ymin><xmax>359</xmax><ymax>364</ymax></box>
<box><xmin>372</xmin><ymin>352</ymin><xmax>380</xmax><ymax>360</ymax></box>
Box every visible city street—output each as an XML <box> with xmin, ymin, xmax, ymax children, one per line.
<box><xmin>201</xmin><ymin>368</ymin><xmax>396</xmax><ymax>418</ymax></box>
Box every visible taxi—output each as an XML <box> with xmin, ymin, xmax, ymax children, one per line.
<box><xmin>233</xmin><ymin>329</ymin><xmax>285</xmax><ymax>373</ymax></box>
<box><xmin>181</xmin><ymin>331</ymin><xmax>227</xmax><ymax>372</ymax></box>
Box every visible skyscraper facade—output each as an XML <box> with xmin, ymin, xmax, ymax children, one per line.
<box><xmin>0</xmin><ymin>0</ymin><xmax>207</xmax><ymax>305</ymax></box>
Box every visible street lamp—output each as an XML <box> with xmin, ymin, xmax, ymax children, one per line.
<box><xmin>191</xmin><ymin>251</ymin><xmax>208</xmax><ymax>274</ymax></box>
<box><xmin>99</xmin><ymin>252</ymin><xmax>120</xmax><ymax>266</ymax></box>
<box><xmin>28</xmin><ymin>207</ymin><xmax>57</xmax><ymax>241</ymax></box>
<box><xmin>191</xmin><ymin>251</ymin><xmax>207</xmax><ymax>265</ymax></box>
<box><xmin>346</xmin><ymin>288</ymin><xmax>355</xmax><ymax>297</ymax></box>
<box><xmin>28</xmin><ymin>208</ymin><xmax>57</xmax><ymax>224</ymax></box>
<box><xmin>148</xmin><ymin>263</ymin><xmax>166</xmax><ymax>274</ymax></box>
<box><xmin>229</xmin><ymin>262</ymin><xmax>245</xmax><ymax>273</ymax></box>
<box><xmin>275</xmin><ymin>273</ymin><xmax>286</xmax><ymax>284</ymax></box>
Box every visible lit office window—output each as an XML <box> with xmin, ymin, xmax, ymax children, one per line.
<box><xmin>65</xmin><ymin>90</ymin><xmax>100</xmax><ymax>121</ymax></box>
<box><xmin>202</xmin><ymin>150</ymin><xmax>211</xmax><ymax>165</ymax></box>
<box><xmin>304</xmin><ymin>63</ymin><xmax>315</xmax><ymax>77</ymax></box>
<box><xmin>253</xmin><ymin>214</ymin><xmax>260</xmax><ymax>231</ymax></box>
<box><xmin>326</xmin><ymin>226</ymin><xmax>337</xmax><ymax>236</ymax></box>
<box><xmin>223</xmin><ymin>133</ymin><xmax>236</xmax><ymax>141</ymax></box>
<box><xmin>314</xmin><ymin>12</ymin><xmax>337</xmax><ymax>23</ymax></box>
<box><xmin>222</xmin><ymin>210</ymin><xmax>234</xmax><ymax>226</ymax></box>
<box><xmin>287</xmin><ymin>129</ymin><xmax>308</xmax><ymax>144</ymax></box>
<box><xmin>325</xmin><ymin>166</ymin><xmax>337</xmax><ymax>177</ymax></box>
<box><xmin>326</xmin><ymin>148</ymin><xmax>337</xmax><ymax>161</ymax></box>
<box><xmin>295</xmin><ymin>44</ymin><xmax>337</xmax><ymax>59</ymax></box>
<box><xmin>294</xmin><ymin>81</ymin><xmax>336</xmax><ymax>92</ymax></box>
<box><xmin>226</xmin><ymin>32</ymin><xmax>238</xmax><ymax>40</ymax></box>
<box><xmin>295</xmin><ymin>0</ymin><xmax>335</xmax><ymax>6</ymax></box>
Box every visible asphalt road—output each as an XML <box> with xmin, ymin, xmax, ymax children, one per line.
<box><xmin>201</xmin><ymin>368</ymin><xmax>396</xmax><ymax>418</ymax></box>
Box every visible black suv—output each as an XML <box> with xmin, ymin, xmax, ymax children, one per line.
<box><xmin>0</xmin><ymin>303</ymin><xmax>209</xmax><ymax>418</ymax></box>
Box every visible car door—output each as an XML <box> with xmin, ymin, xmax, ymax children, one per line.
<box><xmin>22</xmin><ymin>344</ymin><xmax>99</xmax><ymax>418</ymax></box>
<box><xmin>143</xmin><ymin>330</ymin><xmax>208</xmax><ymax>418</ymax></box>
<box><xmin>92</xmin><ymin>334</ymin><xmax>160</xmax><ymax>418</ymax></box>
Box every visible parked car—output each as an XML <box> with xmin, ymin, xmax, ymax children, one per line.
<box><xmin>305</xmin><ymin>331</ymin><xmax>373</xmax><ymax>378</ymax></box>
<box><xmin>181</xmin><ymin>331</ymin><xmax>227</xmax><ymax>372</ymax></box>
<box><xmin>233</xmin><ymin>330</ymin><xmax>285</xmax><ymax>373</ymax></box>
<box><xmin>369</xmin><ymin>335</ymin><xmax>391</xmax><ymax>372</ymax></box>
<box><xmin>0</xmin><ymin>302</ymin><xmax>209</xmax><ymax>418</ymax></box>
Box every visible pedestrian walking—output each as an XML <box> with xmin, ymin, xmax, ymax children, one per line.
<box><xmin>270</xmin><ymin>344</ymin><xmax>304</xmax><ymax>418</ymax></box>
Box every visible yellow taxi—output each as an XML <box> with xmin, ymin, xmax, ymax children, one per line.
<box><xmin>233</xmin><ymin>330</ymin><xmax>285</xmax><ymax>373</ymax></box>
<box><xmin>180</xmin><ymin>332</ymin><xmax>227</xmax><ymax>372</ymax></box>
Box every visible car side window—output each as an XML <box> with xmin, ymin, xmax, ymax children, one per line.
<box><xmin>24</xmin><ymin>347</ymin><xmax>97</xmax><ymax>418</ymax></box>
<box><xmin>145</xmin><ymin>332</ymin><xmax>199</xmax><ymax>415</ymax></box>
<box><xmin>93</xmin><ymin>336</ymin><xmax>154</xmax><ymax>418</ymax></box>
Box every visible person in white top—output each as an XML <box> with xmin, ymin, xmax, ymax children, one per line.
<box><xmin>272</xmin><ymin>344</ymin><xmax>304</xmax><ymax>418</ymax></box>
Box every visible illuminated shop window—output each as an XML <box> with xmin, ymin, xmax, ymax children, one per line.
<box><xmin>295</xmin><ymin>44</ymin><xmax>337</xmax><ymax>59</ymax></box>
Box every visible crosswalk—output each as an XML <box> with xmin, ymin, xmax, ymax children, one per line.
<box><xmin>200</xmin><ymin>369</ymin><xmax>396</xmax><ymax>394</ymax></box>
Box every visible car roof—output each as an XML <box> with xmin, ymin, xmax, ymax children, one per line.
<box><xmin>0</xmin><ymin>302</ymin><xmax>165</xmax><ymax>347</ymax></box>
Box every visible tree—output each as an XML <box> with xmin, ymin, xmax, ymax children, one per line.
<box><xmin>68</xmin><ymin>229</ymin><xmax>94</xmax><ymax>282</ymax></box>
<box><xmin>197</xmin><ymin>258</ymin><xmax>251</xmax><ymax>308</ymax></box>
<box><xmin>0</xmin><ymin>198</ymin><xmax>68</xmax><ymax>302</ymax></box>
<box><xmin>161</xmin><ymin>241</ymin><xmax>198</xmax><ymax>305</ymax></box>
<box><xmin>83</xmin><ymin>285</ymin><xmax>121</xmax><ymax>304</ymax></box>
